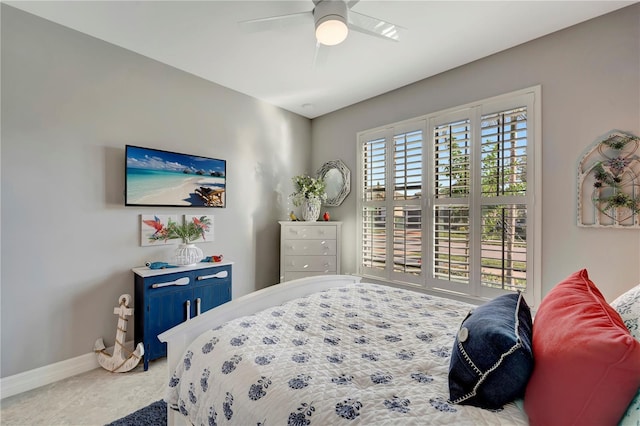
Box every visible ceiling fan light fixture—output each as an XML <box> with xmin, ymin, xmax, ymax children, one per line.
<box><xmin>315</xmin><ymin>16</ymin><xmax>348</xmax><ymax>45</ymax></box>
<box><xmin>314</xmin><ymin>0</ymin><xmax>349</xmax><ymax>46</ymax></box>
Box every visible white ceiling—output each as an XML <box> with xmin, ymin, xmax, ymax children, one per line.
<box><xmin>6</xmin><ymin>0</ymin><xmax>635</xmax><ymax>118</ymax></box>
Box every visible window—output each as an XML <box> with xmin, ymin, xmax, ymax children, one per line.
<box><xmin>357</xmin><ymin>87</ymin><xmax>541</xmax><ymax>305</ymax></box>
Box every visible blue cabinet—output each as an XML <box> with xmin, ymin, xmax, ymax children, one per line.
<box><xmin>133</xmin><ymin>262</ymin><xmax>232</xmax><ymax>370</ymax></box>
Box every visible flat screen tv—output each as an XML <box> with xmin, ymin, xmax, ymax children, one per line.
<box><xmin>125</xmin><ymin>145</ymin><xmax>226</xmax><ymax>207</ymax></box>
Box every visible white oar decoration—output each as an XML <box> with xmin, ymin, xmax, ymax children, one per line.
<box><xmin>94</xmin><ymin>294</ymin><xmax>144</xmax><ymax>373</ymax></box>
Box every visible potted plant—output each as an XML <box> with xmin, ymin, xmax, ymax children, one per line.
<box><xmin>165</xmin><ymin>218</ymin><xmax>210</xmax><ymax>243</ymax></box>
<box><xmin>165</xmin><ymin>217</ymin><xmax>211</xmax><ymax>266</ymax></box>
<box><xmin>291</xmin><ymin>175</ymin><xmax>327</xmax><ymax>221</ymax></box>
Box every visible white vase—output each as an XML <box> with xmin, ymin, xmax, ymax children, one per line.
<box><xmin>174</xmin><ymin>243</ymin><xmax>203</xmax><ymax>266</ymax></box>
<box><xmin>301</xmin><ymin>197</ymin><xmax>321</xmax><ymax>221</ymax></box>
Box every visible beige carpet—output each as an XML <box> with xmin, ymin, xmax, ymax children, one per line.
<box><xmin>0</xmin><ymin>358</ymin><xmax>166</xmax><ymax>425</ymax></box>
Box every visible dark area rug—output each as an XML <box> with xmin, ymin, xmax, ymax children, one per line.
<box><xmin>106</xmin><ymin>400</ymin><xmax>166</xmax><ymax>426</ymax></box>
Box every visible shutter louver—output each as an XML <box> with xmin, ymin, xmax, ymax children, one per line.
<box><xmin>480</xmin><ymin>205</ymin><xmax>527</xmax><ymax>291</ymax></box>
<box><xmin>393</xmin><ymin>206</ymin><xmax>422</xmax><ymax>274</ymax></box>
<box><xmin>362</xmin><ymin>206</ymin><xmax>386</xmax><ymax>270</ymax></box>
<box><xmin>433</xmin><ymin>206</ymin><xmax>470</xmax><ymax>284</ymax></box>
<box><xmin>363</xmin><ymin>138</ymin><xmax>386</xmax><ymax>201</ymax></box>
<box><xmin>434</xmin><ymin>120</ymin><xmax>471</xmax><ymax>199</ymax></box>
<box><xmin>481</xmin><ymin>107</ymin><xmax>527</xmax><ymax>197</ymax></box>
<box><xmin>394</xmin><ymin>130</ymin><xmax>423</xmax><ymax>200</ymax></box>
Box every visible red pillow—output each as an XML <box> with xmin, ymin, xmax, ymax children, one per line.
<box><xmin>524</xmin><ymin>269</ymin><xmax>640</xmax><ymax>426</ymax></box>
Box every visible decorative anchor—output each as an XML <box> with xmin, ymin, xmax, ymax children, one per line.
<box><xmin>94</xmin><ymin>294</ymin><xmax>144</xmax><ymax>373</ymax></box>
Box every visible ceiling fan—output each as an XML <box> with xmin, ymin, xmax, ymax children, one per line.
<box><xmin>239</xmin><ymin>0</ymin><xmax>405</xmax><ymax>47</ymax></box>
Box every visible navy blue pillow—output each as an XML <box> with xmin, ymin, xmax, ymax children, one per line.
<box><xmin>448</xmin><ymin>292</ymin><xmax>533</xmax><ymax>409</ymax></box>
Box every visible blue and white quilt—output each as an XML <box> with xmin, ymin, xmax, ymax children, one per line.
<box><xmin>165</xmin><ymin>283</ymin><xmax>528</xmax><ymax>425</ymax></box>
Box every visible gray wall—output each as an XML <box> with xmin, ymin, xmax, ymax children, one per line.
<box><xmin>1</xmin><ymin>5</ymin><xmax>311</xmax><ymax>377</ymax></box>
<box><xmin>312</xmin><ymin>4</ymin><xmax>640</xmax><ymax>302</ymax></box>
<box><xmin>2</xmin><ymin>3</ymin><xmax>640</xmax><ymax>379</ymax></box>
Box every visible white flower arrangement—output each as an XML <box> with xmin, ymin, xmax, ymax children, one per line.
<box><xmin>290</xmin><ymin>175</ymin><xmax>327</xmax><ymax>207</ymax></box>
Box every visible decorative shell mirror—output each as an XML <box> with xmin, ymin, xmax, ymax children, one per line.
<box><xmin>317</xmin><ymin>159</ymin><xmax>351</xmax><ymax>206</ymax></box>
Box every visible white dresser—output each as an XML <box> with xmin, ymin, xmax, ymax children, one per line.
<box><xmin>279</xmin><ymin>221</ymin><xmax>342</xmax><ymax>282</ymax></box>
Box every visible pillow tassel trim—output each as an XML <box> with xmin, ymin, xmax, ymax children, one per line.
<box><xmin>450</xmin><ymin>291</ymin><xmax>524</xmax><ymax>405</ymax></box>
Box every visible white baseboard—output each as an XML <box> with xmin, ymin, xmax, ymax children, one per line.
<box><xmin>1</xmin><ymin>341</ymin><xmax>134</xmax><ymax>400</ymax></box>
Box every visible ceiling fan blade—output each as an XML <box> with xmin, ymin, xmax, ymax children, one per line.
<box><xmin>238</xmin><ymin>11</ymin><xmax>312</xmax><ymax>33</ymax></box>
<box><xmin>347</xmin><ymin>10</ymin><xmax>405</xmax><ymax>42</ymax></box>
<box><xmin>312</xmin><ymin>42</ymin><xmax>329</xmax><ymax>69</ymax></box>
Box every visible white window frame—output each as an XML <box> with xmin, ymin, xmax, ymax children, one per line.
<box><xmin>357</xmin><ymin>86</ymin><xmax>542</xmax><ymax>307</ymax></box>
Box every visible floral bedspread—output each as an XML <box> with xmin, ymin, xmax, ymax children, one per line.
<box><xmin>165</xmin><ymin>283</ymin><xmax>528</xmax><ymax>425</ymax></box>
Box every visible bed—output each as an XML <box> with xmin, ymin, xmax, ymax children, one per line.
<box><xmin>158</xmin><ymin>275</ymin><xmax>529</xmax><ymax>425</ymax></box>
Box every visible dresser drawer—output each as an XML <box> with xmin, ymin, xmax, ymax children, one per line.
<box><xmin>282</xmin><ymin>239</ymin><xmax>336</xmax><ymax>256</ymax></box>
<box><xmin>283</xmin><ymin>255</ymin><xmax>337</xmax><ymax>272</ymax></box>
<box><xmin>282</xmin><ymin>225</ymin><xmax>336</xmax><ymax>240</ymax></box>
<box><xmin>283</xmin><ymin>271</ymin><xmax>336</xmax><ymax>281</ymax></box>
<box><xmin>192</xmin><ymin>265</ymin><xmax>232</xmax><ymax>287</ymax></box>
<box><xmin>139</xmin><ymin>265</ymin><xmax>231</xmax><ymax>295</ymax></box>
<box><xmin>141</xmin><ymin>271</ymin><xmax>194</xmax><ymax>295</ymax></box>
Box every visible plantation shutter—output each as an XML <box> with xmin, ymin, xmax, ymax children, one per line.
<box><xmin>361</xmin><ymin>136</ymin><xmax>387</xmax><ymax>273</ymax></box>
<box><xmin>359</xmin><ymin>125</ymin><xmax>424</xmax><ymax>282</ymax></box>
<box><xmin>479</xmin><ymin>106</ymin><xmax>529</xmax><ymax>293</ymax></box>
<box><xmin>431</xmin><ymin>117</ymin><xmax>472</xmax><ymax>288</ymax></box>
<box><xmin>357</xmin><ymin>87</ymin><xmax>539</xmax><ymax>305</ymax></box>
<box><xmin>392</xmin><ymin>130</ymin><xmax>423</xmax><ymax>276</ymax></box>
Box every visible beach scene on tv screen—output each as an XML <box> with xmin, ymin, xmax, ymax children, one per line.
<box><xmin>126</xmin><ymin>146</ymin><xmax>226</xmax><ymax>207</ymax></box>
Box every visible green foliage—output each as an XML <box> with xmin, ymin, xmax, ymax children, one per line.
<box><xmin>150</xmin><ymin>216</ymin><xmax>212</xmax><ymax>243</ymax></box>
<box><xmin>480</xmin><ymin>141</ymin><xmax>526</xmax><ymax>196</ymax></box>
<box><xmin>592</xmin><ymin>160</ymin><xmax>639</xmax><ymax>214</ymax></box>
<box><xmin>598</xmin><ymin>192</ymin><xmax>640</xmax><ymax>213</ymax></box>
<box><xmin>291</xmin><ymin>175</ymin><xmax>327</xmax><ymax>207</ymax></box>
<box><xmin>593</xmin><ymin>162</ymin><xmax>615</xmax><ymax>185</ymax></box>
<box><xmin>602</xmin><ymin>136</ymin><xmax>633</xmax><ymax>150</ymax></box>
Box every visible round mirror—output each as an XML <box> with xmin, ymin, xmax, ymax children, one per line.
<box><xmin>316</xmin><ymin>159</ymin><xmax>350</xmax><ymax>206</ymax></box>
